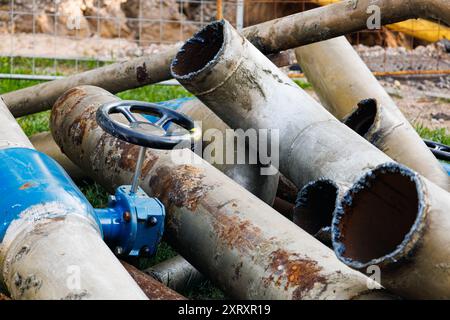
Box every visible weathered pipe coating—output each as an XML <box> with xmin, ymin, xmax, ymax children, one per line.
<box><xmin>5</xmin><ymin>0</ymin><xmax>449</xmax><ymax>117</ymax></box>
<box><xmin>121</xmin><ymin>261</ymin><xmax>186</xmax><ymax>300</ymax></box>
<box><xmin>171</xmin><ymin>20</ymin><xmax>393</xmax><ymax>236</ymax></box>
<box><xmin>51</xmin><ymin>85</ymin><xmax>394</xmax><ymax>300</ymax></box>
<box><xmin>332</xmin><ymin>163</ymin><xmax>450</xmax><ymax>299</ymax></box>
<box><xmin>295</xmin><ymin>36</ymin><xmax>449</xmax><ymax>192</ymax></box>
<box><xmin>0</xmin><ymin>98</ymin><xmax>147</xmax><ymax>300</ymax></box>
<box><xmin>145</xmin><ymin>255</ymin><xmax>205</xmax><ymax>293</ymax></box>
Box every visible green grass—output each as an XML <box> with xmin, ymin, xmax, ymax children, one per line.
<box><xmin>415</xmin><ymin>124</ymin><xmax>450</xmax><ymax>146</ymax></box>
<box><xmin>0</xmin><ymin>62</ymin><xmax>448</xmax><ymax>300</ymax></box>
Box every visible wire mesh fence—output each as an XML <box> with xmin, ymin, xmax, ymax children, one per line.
<box><xmin>0</xmin><ymin>0</ymin><xmax>449</xmax><ymax>80</ymax></box>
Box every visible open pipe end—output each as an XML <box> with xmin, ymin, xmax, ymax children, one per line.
<box><xmin>294</xmin><ymin>179</ymin><xmax>338</xmax><ymax>239</ymax></box>
<box><xmin>332</xmin><ymin>163</ymin><xmax>426</xmax><ymax>270</ymax></box>
<box><xmin>343</xmin><ymin>98</ymin><xmax>378</xmax><ymax>137</ymax></box>
<box><xmin>171</xmin><ymin>20</ymin><xmax>226</xmax><ymax>80</ymax></box>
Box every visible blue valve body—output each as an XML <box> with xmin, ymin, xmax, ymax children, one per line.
<box><xmin>95</xmin><ymin>186</ymin><xmax>165</xmax><ymax>257</ymax></box>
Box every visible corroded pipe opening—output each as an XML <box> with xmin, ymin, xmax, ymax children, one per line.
<box><xmin>332</xmin><ymin>163</ymin><xmax>426</xmax><ymax>269</ymax></box>
<box><xmin>343</xmin><ymin>99</ymin><xmax>377</xmax><ymax>137</ymax></box>
<box><xmin>293</xmin><ymin>179</ymin><xmax>338</xmax><ymax>238</ymax></box>
<box><xmin>171</xmin><ymin>20</ymin><xmax>225</xmax><ymax>79</ymax></box>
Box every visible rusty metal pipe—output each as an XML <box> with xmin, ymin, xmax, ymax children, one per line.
<box><xmin>144</xmin><ymin>255</ymin><xmax>205</xmax><ymax>293</ymax></box>
<box><xmin>172</xmin><ymin>20</ymin><xmax>397</xmax><ymax>238</ymax></box>
<box><xmin>0</xmin><ymin>98</ymin><xmax>147</xmax><ymax>300</ymax></box>
<box><xmin>295</xmin><ymin>36</ymin><xmax>449</xmax><ymax>192</ymax></box>
<box><xmin>332</xmin><ymin>163</ymin><xmax>450</xmax><ymax>299</ymax></box>
<box><xmin>5</xmin><ymin>0</ymin><xmax>449</xmax><ymax>117</ymax></box>
<box><xmin>30</xmin><ymin>96</ymin><xmax>278</xmax><ymax>205</ymax></box>
<box><xmin>51</xmin><ymin>85</ymin><xmax>394</xmax><ymax>300</ymax></box>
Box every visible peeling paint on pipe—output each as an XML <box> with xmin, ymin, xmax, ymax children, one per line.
<box><xmin>145</xmin><ymin>255</ymin><xmax>204</xmax><ymax>293</ymax></box>
<box><xmin>332</xmin><ymin>163</ymin><xmax>450</xmax><ymax>299</ymax></box>
<box><xmin>5</xmin><ymin>0</ymin><xmax>449</xmax><ymax>117</ymax></box>
<box><xmin>295</xmin><ymin>36</ymin><xmax>449</xmax><ymax>192</ymax></box>
<box><xmin>51</xmin><ymin>85</ymin><xmax>395</xmax><ymax>300</ymax></box>
<box><xmin>171</xmin><ymin>20</ymin><xmax>395</xmax><ymax>238</ymax></box>
<box><xmin>0</xmin><ymin>99</ymin><xmax>147</xmax><ymax>300</ymax></box>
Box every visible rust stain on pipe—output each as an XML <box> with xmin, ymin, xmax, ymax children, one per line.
<box><xmin>150</xmin><ymin>165</ymin><xmax>212</xmax><ymax>212</ymax></box>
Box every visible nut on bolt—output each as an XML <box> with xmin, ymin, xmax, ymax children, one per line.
<box><xmin>123</xmin><ymin>211</ymin><xmax>132</xmax><ymax>222</ymax></box>
<box><xmin>147</xmin><ymin>216</ymin><xmax>158</xmax><ymax>226</ymax></box>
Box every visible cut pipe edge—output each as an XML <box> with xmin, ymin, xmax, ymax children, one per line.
<box><xmin>332</xmin><ymin>163</ymin><xmax>426</xmax><ymax>269</ymax></box>
<box><xmin>50</xmin><ymin>85</ymin><xmax>396</xmax><ymax>300</ymax></box>
<box><xmin>293</xmin><ymin>179</ymin><xmax>339</xmax><ymax>246</ymax></box>
<box><xmin>332</xmin><ymin>162</ymin><xmax>450</xmax><ymax>299</ymax></box>
<box><xmin>295</xmin><ymin>37</ymin><xmax>450</xmax><ymax>192</ymax></box>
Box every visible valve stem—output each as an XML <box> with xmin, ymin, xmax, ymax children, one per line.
<box><xmin>131</xmin><ymin>146</ymin><xmax>146</xmax><ymax>194</ymax></box>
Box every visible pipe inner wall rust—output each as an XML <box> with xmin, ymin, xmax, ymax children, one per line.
<box><xmin>332</xmin><ymin>163</ymin><xmax>450</xmax><ymax>299</ymax></box>
<box><xmin>51</xmin><ymin>85</ymin><xmax>395</xmax><ymax>300</ymax></box>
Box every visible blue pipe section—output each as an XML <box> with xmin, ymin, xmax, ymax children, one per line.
<box><xmin>95</xmin><ymin>186</ymin><xmax>164</xmax><ymax>257</ymax></box>
<box><xmin>0</xmin><ymin>147</ymin><xmax>165</xmax><ymax>258</ymax></box>
<box><xmin>441</xmin><ymin>161</ymin><xmax>450</xmax><ymax>176</ymax></box>
<box><xmin>0</xmin><ymin>147</ymin><xmax>101</xmax><ymax>241</ymax></box>
<box><xmin>143</xmin><ymin>97</ymin><xmax>194</xmax><ymax>125</ymax></box>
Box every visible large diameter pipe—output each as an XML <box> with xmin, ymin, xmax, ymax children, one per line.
<box><xmin>332</xmin><ymin>163</ymin><xmax>450</xmax><ymax>299</ymax></box>
<box><xmin>171</xmin><ymin>20</ymin><xmax>394</xmax><ymax>237</ymax></box>
<box><xmin>294</xmin><ymin>36</ymin><xmax>449</xmax><ymax>192</ymax></box>
<box><xmin>0</xmin><ymin>99</ymin><xmax>147</xmax><ymax>300</ymax></box>
<box><xmin>51</xmin><ymin>85</ymin><xmax>394</xmax><ymax>300</ymax></box>
<box><xmin>5</xmin><ymin>0</ymin><xmax>449</xmax><ymax>117</ymax></box>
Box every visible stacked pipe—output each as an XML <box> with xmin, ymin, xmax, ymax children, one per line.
<box><xmin>171</xmin><ymin>20</ymin><xmax>450</xmax><ymax>299</ymax></box>
<box><xmin>292</xmin><ymin>36</ymin><xmax>450</xmax><ymax>239</ymax></box>
<box><xmin>0</xmin><ymin>0</ymin><xmax>448</xmax><ymax>301</ymax></box>
<box><xmin>50</xmin><ymin>85</ymin><xmax>394</xmax><ymax>300</ymax></box>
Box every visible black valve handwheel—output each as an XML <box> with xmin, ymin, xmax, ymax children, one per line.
<box><xmin>424</xmin><ymin>139</ymin><xmax>450</xmax><ymax>162</ymax></box>
<box><xmin>96</xmin><ymin>100</ymin><xmax>197</xmax><ymax>150</ymax></box>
